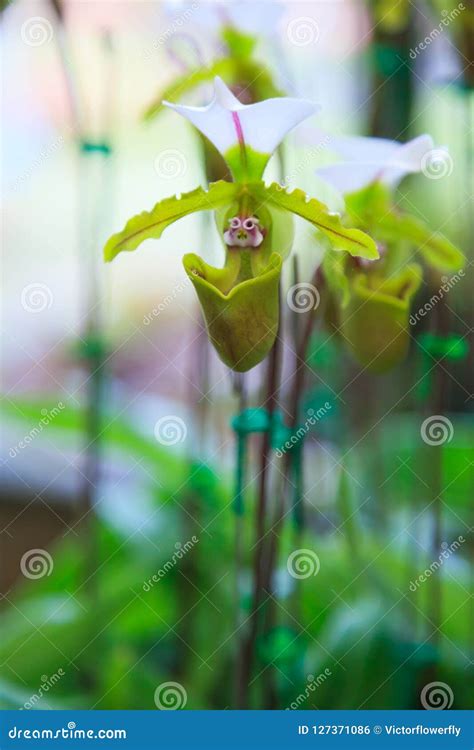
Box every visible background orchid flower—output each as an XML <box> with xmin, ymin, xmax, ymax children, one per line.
<box><xmin>104</xmin><ymin>78</ymin><xmax>377</xmax><ymax>372</ymax></box>
<box><xmin>144</xmin><ymin>18</ymin><xmax>284</xmax><ymax>123</ymax></box>
<box><xmin>317</xmin><ymin>132</ymin><xmax>465</xmax><ymax>373</ymax></box>
<box><xmin>317</xmin><ymin>133</ymin><xmax>465</xmax><ymax>274</ymax></box>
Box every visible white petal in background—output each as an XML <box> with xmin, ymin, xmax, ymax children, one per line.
<box><xmin>317</xmin><ymin>134</ymin><xmax>436</xmax><ymax>194</ymax></box>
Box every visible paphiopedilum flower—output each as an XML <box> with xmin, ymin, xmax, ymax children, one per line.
<box><xmin>317</xmin><ymin>133</ymin><xmax>464</xmax><ymax>273</ymax></box>
<box><xmin>105</xmin><ymin>78</ymin><xmax>377</xmax><ymax>372</ymax></box>
<box><xmin>318</xmin><ymin>133</ymin><xmax>464</xmax><ymax>373</ymax></box>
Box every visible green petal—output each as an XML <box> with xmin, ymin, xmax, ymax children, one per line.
<box><xmin>376</xmin><ymin>212</ymin><xmax>466</xmax><ymax>273</ymax></box>
<box><xmin>322</xmin><ymin>249</ymin><xmax>350</xmax><ymax>307</ymax></box>
<box><xmin>345</xmin><ymin>182</ymin><xmax>392</xmax><ymax>226</ymax></box>
<box><xmin>252</xmin><ymin>183</ymin><xmax>379</xmax><ymax>260</ymax></box>
<box><xmin>342</xmin><ymin>264</ymin><xmax>422</xmax><ymax>374</ymax></box>
<box><xmin>104</xmin><ymin>181</ymin><xmax>238</xmax><ymax>262</ymax></box>
<box><xmin>220</xmin><ymin>26</ymin><xmax>257</xmax><ymax>58</ymax></box>
<box><xmin>183</xmin><ymin>252</ymin><xmax>282</xmax><ymax>372</ymax></box>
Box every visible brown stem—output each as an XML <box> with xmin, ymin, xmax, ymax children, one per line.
<box><xmin>236</xmin><ymin>293</ymin><xmax>282</xmax><ymax>708</ymax></box>
<box><xmin>264</xmin><ymin>266</ymin><xmax>321</xmax><ymax>595</ymax></box>
<box><xmin>429</xmin><ymin>301</ymin><xmax>450</xmax><ymax>654</ymax></box>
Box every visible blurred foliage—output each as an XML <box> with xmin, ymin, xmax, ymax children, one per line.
<box><xmin>1</xmin><ymin>400</ymin><xmax>472</xmax><ymax>709</ymax></box>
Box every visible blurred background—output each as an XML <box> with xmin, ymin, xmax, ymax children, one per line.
<box><xmin>1</xmin><ymin>0</ymin><xmax>472</xmax><ymax>711</ymax></box>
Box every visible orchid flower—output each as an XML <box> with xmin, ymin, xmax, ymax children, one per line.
<box><xmin>317</xmin><ymin>133</ymin><xmax>465</xmax><ymax>373</ymax></box>
<box><xmin>317</xmin><ymin>133</ymin><xmax>464</xmax><ymax>274</ymax></box>
<box><xmin>105</xmin><ymin>78</ymin><xmax>377</xmax><ymax>372</ymax></box>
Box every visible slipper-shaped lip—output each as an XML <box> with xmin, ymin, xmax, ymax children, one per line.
<box><xmin>183</xmin><ymin>252</ymin><xmax>282</xmax><ymax>300</ymax></box>
<box><xmin>351</xmin><ymin>264</ymin><xmax>422</xmax><ymax>311</ymax></box>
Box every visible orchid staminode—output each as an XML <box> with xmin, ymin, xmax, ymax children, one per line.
<box><xmin>104</xmin><ymin>78</ymin><xmax>377</xmax><ymax>372</ymax></box>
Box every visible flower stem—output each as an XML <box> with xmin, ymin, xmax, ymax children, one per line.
<box><xmin>236</xmin><ymin>290</ymin><xmax>281</xmax><ymax>708</ymax></box>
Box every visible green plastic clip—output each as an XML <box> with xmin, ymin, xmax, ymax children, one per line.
<box><xmin>417</xmin><ymin>333</ymin><xmax>469</xmax><ymax>402</ymax></box>
<box><xmin>230</xmin><ymin>407</ymin><xmax>316</xmax><ymax>517</ymax></box>
<box><xmin>373</xmin><ymin>42</ymin><xmax>400</xmax><ymax>76</ymax></box>
<box><xmin>75</xmin><ymin>333</ymin><xmax>108</xmax><ymax>362</ymax></box>
<box><xmin>80</xmin><ymin>140</ymin><xmax>112</xmax><ymax>156</ymax></box>
<box><xmin>418</xmin><ymin>333</ymin><xmax>469</xmax><ymax>361</ymax></box>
